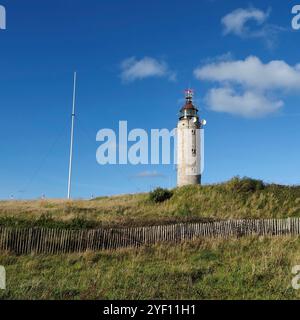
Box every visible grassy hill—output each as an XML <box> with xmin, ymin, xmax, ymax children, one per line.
<box><xmin>1</xmin><ymin>236</ymin><xmax>300</xmax><ymax>299</ymax></box>
<box><xmin>0</xmin><ymin>177</ymin><xmax>300</xmax><ymax>229</ymax></box>
<box><xmin>1</xmin><ymin>177</ymin><xmax>300</xmax><ymax>300</ymax></box>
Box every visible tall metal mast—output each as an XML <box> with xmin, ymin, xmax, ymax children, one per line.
<box><xmin>67</xmin><ymin>72</ymin><xmax>77</xmax><ymax>199</ymax></box>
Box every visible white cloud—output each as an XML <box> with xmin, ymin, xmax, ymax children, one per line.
<box><xmin>134</xmin><ymin>171</ymin><xmax>166</xmax><ymax>178</ymax></box>
<box><xmin>120</xmin><ymin>57</ymin><xmax>176</xmax><ymax>83</ymax></box>
<box><xmin>200</xmin><ymin>51</ymin><xmax>234</xmax><ymax>64</ymax></box>
<box><xmin>221</xmin><ymin>7</ymin><xmax>284</xmax><ymax>48</ymax></box>
<box><xmin>195</xmin><ymin>56</ymin><xmax>300</xmax><ymax>91</ymax></box>
<box><xmin>194</xmin><ymin>56</ymin><xmax>300</xmax><ymax>118</ymax></box>
<box><xmin>205</xmin><ymin>87</ymin><xmax>283</xmax><ymax>118</ymax></box>
<box><xmin>222</xmin><ymin>8</ymin><xmax>269</xmax><ymax>36</ymax></box>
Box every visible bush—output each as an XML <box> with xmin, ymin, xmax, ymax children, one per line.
<box><xmin>227</xmin><ymin>177</ymin><xmax>265</xmax><ymax>193</ymax></box>
<box><xmin>149</xmin><ymin>188</ymin><xmax>173</xmax><ymax>203</ymax></box>
<box><xmin>0</xmin><ymin>215</ymin><xmax>99</xmax><ymax>230</ymax></box>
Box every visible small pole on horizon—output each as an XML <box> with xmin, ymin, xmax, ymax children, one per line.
<box><xmin>67</xmin><ymin>72</ymin><xmax>77</xmax><ymax>200</ymax></box>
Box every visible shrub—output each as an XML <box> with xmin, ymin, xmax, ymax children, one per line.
<box><xmin>68</xmin><ymin>217</ymin><xmax>97</xmax><ymax>229</ymax></box>
<box><xmin>227</xmin><ymin>177</ymin><xmax>265</xmax><ymax>193</ymax></box>
<box><xmin>0</xmin><ymin>215</ymin><xmax>99</xmax><ymax>230</ymax></box>
<box><xmin>149</xmin><ymin>188</ymin><xmax>173</xmax><ymax>203</ymax></box>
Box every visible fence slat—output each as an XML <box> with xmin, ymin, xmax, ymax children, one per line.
<box><xmin>1</xmin><ymin>218</ymin><xmax>300</xmax><ymax>255</ymax></box>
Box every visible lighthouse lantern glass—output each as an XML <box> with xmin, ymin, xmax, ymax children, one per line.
<box><xmin>180</xmin><ymin>109</ymin><xmax>197</xmax><ymax>119</ymax></box>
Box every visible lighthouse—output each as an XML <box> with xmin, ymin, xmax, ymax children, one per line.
<box><xmin>177</xmin><ymin>89</ymin><xmax>206</xmax><ymax>187</ymax></box>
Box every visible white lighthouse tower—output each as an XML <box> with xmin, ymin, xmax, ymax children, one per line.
<box><xmin>177</xmin><ymin>89</ymin><xmax>205</xmax><ymax>187</ymax></box>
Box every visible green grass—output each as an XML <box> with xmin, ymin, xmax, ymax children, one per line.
<box><xmin>0</xmin><ymin>177</ymin><xmax>299</xmax><ymax>300</ymax></box>
<box><xmin>0</xmin><ymin>177</ymin><xmax>300</xmax><ymax>229</ymax></box>
<box><xmin>1</xmin><ymin>236</ymin><xmax>300</xmax><ymax>299</ymax></box>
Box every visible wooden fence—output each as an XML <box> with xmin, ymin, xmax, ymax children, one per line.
<box><xmin>0</xmin><ymin>218</ymin><xmax>300</xmax><ymax>255</ymax></box>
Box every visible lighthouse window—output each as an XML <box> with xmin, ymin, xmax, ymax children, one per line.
<box><xmin>192</xmin><ymin>148</ymin><xmax>196</xmax><ymax>155</ymax></box>
<box><xmin>185</xmin><ymin>109</ymin><xmax>196</xmax><ymax>117</ymax></box>
<box><xmin>192</xmin><ymin>130</ymin><xmax>195</xmax><ymax>135</ymax></box>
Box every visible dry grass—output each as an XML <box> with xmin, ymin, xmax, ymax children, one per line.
<box><xmin>0</xmin><ymin>178</ymin><xmax>300</xmax><ymax>228</ymax></box>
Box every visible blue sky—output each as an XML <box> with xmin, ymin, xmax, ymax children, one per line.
<box><xmin>0</xmin><ymin>0</ymin><xmax>299</xmax><ymax>199</ymax></box>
